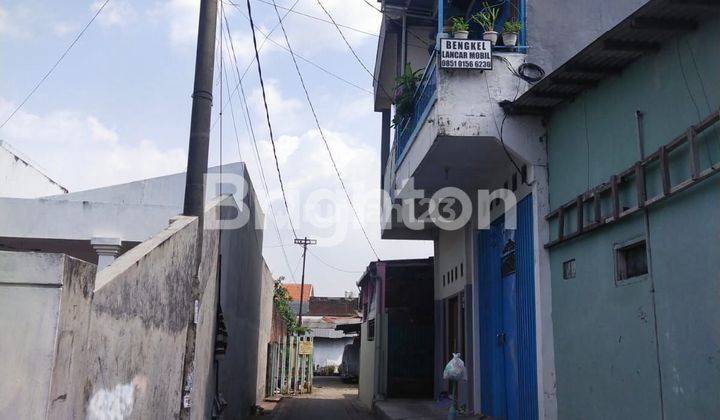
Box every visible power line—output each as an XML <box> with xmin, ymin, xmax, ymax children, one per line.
<box><xmin>211</xmin><ymin>0</ymin><xmax>302</xmax><ymax>132</ymax></box>
<box><xmin>356</xmin><ymin>0</ymin><xmax>433</xmax><ymax>49</ymax></box>
<box><xmin>270</xmin><ymin>0</ymin><xmax>381</xmax><ymax>260</ymax></box>
<box><xmin>0</xmin><ymin>0</ymin><xmax>112</xmax><ymax>129</ymax></box>
<box><xmin>314</xmin><ymin>0</ymin><xmax>392</xmax><ymax>100</ymax></box>
<box><xmin>361</xmin><ymin>0</ymin><xmax>382</xmax><ymax>13</ymax></box>
<box><xmin>232</xmin><ymin>0</ymin><xmax>430</xmax><ymax>50</ymax></box>
<box><xmin>223</xmin><ymin>1</ymin><xmax>372</xmax><ymax>97</ymax></box>
<box><xmin>308</xmin><ymin>248</ymin><xmax>363</xmax><ymax>274</ymax></box>
<box><xmin>244</xmin><ymin>0</ymin><xmax>299</xmax><ymax>239</ymax></box>
<box><xmin>222</xmin><ymin>13</ymin><xmax>298</xmax><ymax>281</ymax></box>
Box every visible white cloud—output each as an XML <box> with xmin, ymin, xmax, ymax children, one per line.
<box><xmin>53</xmin><ymin>22</ymin><xmax>78</xmax><ymax>37</ymax></box>
<box><xmin>91</xmin><ymin>0</ymin><xmax>137</xmax><ymax>27</ymax></box>
<box><xmin>153</xmin><ymin>0</ymin><xmax>381</xmax><ymax>57</ymax></box>
<box><xmin>264</xmin><ymin>0</ymin><xmax>381</xmax><ymax>57</ymax></box>
<box><xmin>150</xmin><ymin>0</ymin><xmax>199</xmax><ymax>48</ymax></box>
<box><xmin>0</xmin><ymin>98</ymin><xmax>186</xmax><ymax>191</ymax></box>
<box><xmin>247</xmin><ymin>79</ymin><xmax>305</xmax><ymax>136</ymax></box>
<box><xmin>0</xmin><ymin>6</ymin><xmax>14</xmax><ymax>36</ymax></box>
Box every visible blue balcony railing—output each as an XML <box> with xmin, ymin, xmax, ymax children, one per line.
<box><xmin>394</xmin><ymin>53</ymin><xmax>438</xmax><ymax>166</ymax></box>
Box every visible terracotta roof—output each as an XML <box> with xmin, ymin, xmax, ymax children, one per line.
<box><xmin>283</xmin><ymin>283</ymin><xmax>313</xmax><ymax>302</ymax></box>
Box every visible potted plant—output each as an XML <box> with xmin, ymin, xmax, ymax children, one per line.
<box><xmin>502</xmin><ymin>19</ymin><xmax>523</xmax><ymax>47</ymax></box>
<box><xmin>450</xmin><ymin>16</ymin><xmax>470</xmax><ymax>39</ymax></box>
<box><xmin>392</xmin><ymin>63</ymin><xmax>423</xmax><ymax>127</ymax></box>
<box><xmin>472</xmin><ymin>3</ymin><xmax>500</xmax><ymax>45</ymax></box>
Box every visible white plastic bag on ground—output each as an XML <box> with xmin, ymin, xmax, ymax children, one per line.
<box><xmin>443</xmin><ymin>353</ymin><xmax>467</xmax><ymax>381</ymax></box>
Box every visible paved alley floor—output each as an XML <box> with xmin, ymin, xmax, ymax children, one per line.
<box><xmin>269</xmin><ymin>377</ymin><xmax>376</xmax><ymax>420</ymax></box>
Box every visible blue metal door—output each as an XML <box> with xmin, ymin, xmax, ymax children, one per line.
<box><xmin>501</xmin><ymin>230</ymin><xmax>520</xmax><ymax>420</ymax></box>
<box><xmin>478</xmin><ymin>195</ymin><xmax>538</xmax><ymax>420</ymax></box>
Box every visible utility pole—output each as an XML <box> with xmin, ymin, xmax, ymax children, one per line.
<box><xmin>294</xmin><ymin>237</ymin><xmax>317</xmax><ymax>326</ymax></box>
<box><xmin>182</xmin><ymin>0</ymin><xmax>218</xmax><ymax>219</ymax></box>
<box><xmin>179</xmin><ymin>2</ymin><xmax>217</xmax><ymax>417</ymax></box>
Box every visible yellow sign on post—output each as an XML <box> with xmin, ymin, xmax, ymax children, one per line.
<box><xmin>298</xmin><ymin>340</ymin><xmax>313</xmax><ymax>355</ymax></box>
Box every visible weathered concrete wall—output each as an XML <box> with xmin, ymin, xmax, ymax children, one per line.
<box><xmin>0</xmin><ymin>140</ymin><xmax>67</xmax><ymax>198</ymax></box>
<box><xmin>83</xmin><ymin>216</ymin><xmax>197</xmax><ymax>419</ymax></box>
<box><xmin>256</xmin><ymin>260</ymin><xmax>275</xmax><ymax>402</ymax></box>
<box><xmin>190</xmin><ymin>202</ymin><xmax>222</xmax><ymax>420</ymax></box>
<box><xmin>217</xmin><ymin>179</ymin><xmax>266</xmax><ymax>418</ymax></box>
<box><xmin>547</xmin><ymin>16</ymin><xmax>720</xmax><ymax>420</ymax></box>
<box><xmin>0</xmin><ymin>252</ymin><xmax>94</xmax><ymax>419</ymax></box>
<box><xmin>46</xmin><ymin>256</ymin><xmax>98</xmax><ymax>419</ymax></box>
<box><xmin>526</xmin><ymin>0</ymin><xmax>648</xmax><ymax>74</ymax></box>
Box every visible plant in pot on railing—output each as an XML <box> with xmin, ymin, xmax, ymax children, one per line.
<box><xmin>502</xmin><ymin>19</ymin><xmax>523</xmax><ymax>47</ymax></box>
<box><xmin>472</xmin><ymin>3</ymin><xmax>500</xmax><ymax>45</ymax></box>
<box><xmin>450</xmin><ymin>16</ymin><xmax>470</xmax><ymax>39</ymax></box>
<box><xmin>392</xmin><ymin>63</ymin><xmax>423</xmax><ymax>128</ymax></box>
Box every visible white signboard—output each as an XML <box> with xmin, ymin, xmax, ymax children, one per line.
<box><xmin>439</xmin><ymin>39</ymin><xmax>492</xmax><ymax>70</ymax></box>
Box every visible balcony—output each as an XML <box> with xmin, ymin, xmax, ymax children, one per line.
<box><xmin>382</xmin><ymin>51</ymin><xmax>545</xmax><ymax>239</ymax></box>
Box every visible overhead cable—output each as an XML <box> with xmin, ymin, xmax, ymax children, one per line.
<box><xmin>0</xmin><ymin>0</ymin><xmax>112</xmax><ymax>129</ymax></box>
<box><xmin>314</xmin><ymin>0</ymin><xmax>393</xmax><ymax>100</ymax></box>
<box><xmin>244</xmin><ymin>0</ymin><xmax>299</xmax><ymax>239</ymax></box>
<box><xmin>269</xmin><ymin>0</ymin><xmax>381</xmax><ymax>261</ymax></box>
<box><xmin>222</xmin><ymin>13</ymin><xmax>298</xmax><ymax>280</ymax></box>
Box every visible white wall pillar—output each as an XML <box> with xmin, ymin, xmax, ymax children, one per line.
<box><xmin>91</xmin><ymin>237</ymin><xmax>122</xmax><ymax>270</ymax></box>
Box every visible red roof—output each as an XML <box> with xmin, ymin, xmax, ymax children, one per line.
<box><xmin>283</xmin><ymin>283</ymin><xmax>313</xmax><ymax>302</ymax></box>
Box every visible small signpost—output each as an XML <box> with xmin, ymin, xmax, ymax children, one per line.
<box><xmin>298</xmin><ymin>339</ymin><xmax>313</xmax><ymax>355</ymax></box>
<box><xmin>439</xmin><ymin>38</ymin><xmax>492</xmax><ymax>70</ymax></box>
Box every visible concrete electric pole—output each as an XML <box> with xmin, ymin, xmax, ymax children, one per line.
<box><xmin>179</xmin><ymin>2</ymin><xmax>217</xmax><ymax>417</ymax></box>
<box><xmin>294</xmin><ymin>237</ymin><xmax>317</xmax><ymax>326</ymax></box>
<box><xmin>182</xmin><ymin>0</ymin><xmax>218</xmax><ymax>219</ymax></box>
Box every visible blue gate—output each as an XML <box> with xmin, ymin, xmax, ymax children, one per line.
<box><xmin>477</xmin><ymin>194</ymin><xmax>538</xmax><ymax>419</ymax></box>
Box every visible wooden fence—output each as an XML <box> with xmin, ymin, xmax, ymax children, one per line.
<box><xmin>266</xmin><ymin>333</ymin><xmax>314</xmax><ymax>397</ymax></box>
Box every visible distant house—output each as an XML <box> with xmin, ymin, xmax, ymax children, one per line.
<box><xmin>302</xmin><ymin>296</ymin><xmax>361</xmax><ymax>374</ymax></box>
<box><xmin>357</xmin><ymin>258</ymin><xmax>434</xmax><ymax>408</ymax></box>
<box><xmin>283</xmin><ymin>283</ymin><xmax>314</xmax><ymax>316</ymax></box>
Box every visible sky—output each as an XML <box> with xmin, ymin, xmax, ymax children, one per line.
<box><xmin>0</xmin><ymin>0</ymin><xmax>432</xmax><ymax>296</ymax></box>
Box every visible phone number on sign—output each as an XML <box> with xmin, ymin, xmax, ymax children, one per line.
<box><xmin>441</xmin><ymin>59</ymin><xmax>491</xmax><ymax>69</ymax></box>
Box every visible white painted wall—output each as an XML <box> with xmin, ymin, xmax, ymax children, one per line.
<box><xmin>358</xmin><ymin>321</ymin><xmax>376</xmax><ymax>410</ymax></box>
<box><xmin>436</xmin><ymin>228</ymin><xmax>467</xmax><ymax>300</ymax></box>
<box><xmin>313</xmin><ymin>337</ymin><xmax>354</xmax><ymax>370</ymax></box>
<box><xmin>0</xmin><ymin>140</ymin><xmax>67</xmax><ymax>198</ymax></box>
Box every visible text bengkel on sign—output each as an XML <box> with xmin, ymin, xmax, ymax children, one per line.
<box><xmin>440</xmin><ymin>39</ymin><xmax>492</xmax><ymax>70</ymax></box>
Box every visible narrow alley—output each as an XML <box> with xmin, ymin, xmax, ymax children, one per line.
<box><xmin>264</xmin><ymin>377</ymin><xmax>375</xmax><ymax>420</ymax></box>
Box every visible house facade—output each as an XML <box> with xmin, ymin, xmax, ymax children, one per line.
<box><xmin>508</xmin><ymin>3</ymin><xmax>720</xmax><ymax>418</ymax></box>
<box><xmin>373</xmin><ymin>0</ymin><xmax>718</xmax><ymax>418</ymax></box>
<box><xmin>357</xmin><ymin>258</ymin><xmax>434</xmax><ymax>409</ymax></box>
<box><xmin>303</xmin><ymin>296</ymin><xmax>361</xmax><ymax>373</ymax></box>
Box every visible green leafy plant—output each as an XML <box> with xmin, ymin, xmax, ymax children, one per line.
<box><xmin>274</xmin><ymin>278</ymin><xmax>308</xmax><ymax>334</ymax></box>
<box><xmin>471</xmin><ymin>3</ymin><xmax>500</xmax><ymax>32</ymax></box>
<box><xmin>392</xmin><ymin>63</ymin><xmax>423</xmax><ymax>127</ymax></box>
<box><xmin>450</xmin><ymin>16</ymin><xmax>469</xmax><ymax>33</ymax></box>
<box><xmin>503</xmin><ymin>19</ymin><xmax>523</xmax><ymax>34</ymax></box>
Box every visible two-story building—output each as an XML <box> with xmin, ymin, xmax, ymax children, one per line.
<box><xmin>370</xmin><ymin>0</ymin><xmax>711</xmax><ymax>418</ymax></box>
<box><xmin>507</xmin><ymin>1</ymin><xmax>719</xmax><ymax>418</ymax></box>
